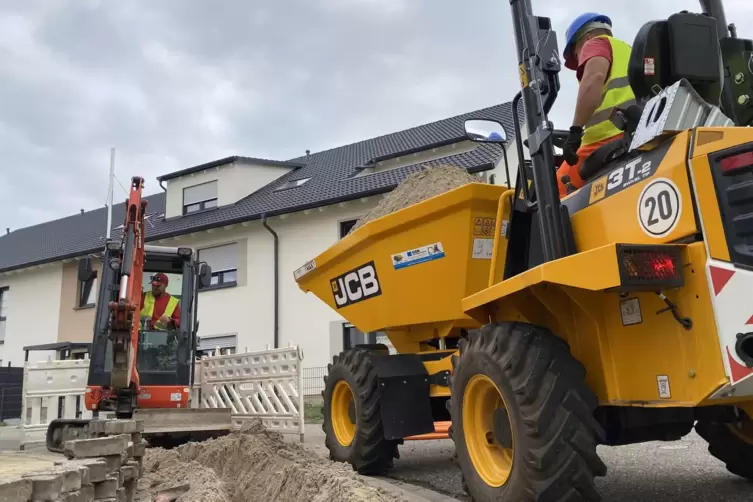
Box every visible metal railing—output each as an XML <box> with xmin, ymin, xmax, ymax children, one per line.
<box><xmin>303</xmin><ymin>366</ymin><xmax>328</xmax><ymax>398</ymax></box>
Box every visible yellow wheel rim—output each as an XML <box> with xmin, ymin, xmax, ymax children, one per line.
<box><xmin>331</xmin><ymin>380</ymin><xmax>356</xmax><ymax>447</ymax></box>
<box><xmin>462</xmin><ymin>374</ymin><xmax>514</xmax><ymax>487</ymax></box>
<box><xmin>727</xmin><ymin>412</ymin><xmax>753</xmax><ymax>446</ymax></box>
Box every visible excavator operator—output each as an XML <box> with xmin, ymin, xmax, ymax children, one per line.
<box><xmin>140</xmin><ymin>272</ymin><xmax>181</xmax><ymax>331</ymax></box>
<box><xmin>557</xmin><ymin>12</ymin><xmax>636</xmax><ymax>197</ymax></box>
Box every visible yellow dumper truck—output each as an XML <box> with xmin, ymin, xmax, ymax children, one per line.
<box><xmin>296</xmin><ymin>0</ymin><xmax>753</xmax><ymax>500</ymax></box>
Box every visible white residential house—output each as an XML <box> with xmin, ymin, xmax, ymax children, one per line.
<box><xmin>0</xmin><ymin>102</ymin><xmax>524</xmax><ymax>374</ymax></box>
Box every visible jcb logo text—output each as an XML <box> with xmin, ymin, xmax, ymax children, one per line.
<box><xmin>331</xmin><ymin>261</ymin><xmax>382</xmax><ymax>308</ymax></box>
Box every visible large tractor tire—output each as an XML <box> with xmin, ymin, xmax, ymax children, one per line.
<box><xmin>321</xmin><ymin>347</ymin><xmax>399</xmax><ymax>475</ymax></box>
<box><xmin>696</xmin><ymin>411</ymin><xmax>753</xmax><ymax>480</ymax></box>
<box><xmin>448</xmin><ymin>322</ymin><xmax>607</xmax><ymax>502</ymax></box>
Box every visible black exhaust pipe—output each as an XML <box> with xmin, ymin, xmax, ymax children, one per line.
<box><xmin>735</xmin><ymin>332</ymin><xmax>753</xmax><ymax>367</ymax></box>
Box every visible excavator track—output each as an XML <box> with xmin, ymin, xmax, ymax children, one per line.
<box><xmin>46</xmin><ymin>419</ymin><xmax>96</xmax><ymax>453</ymax></box>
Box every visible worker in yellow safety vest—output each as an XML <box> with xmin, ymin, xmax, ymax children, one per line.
<box><xmin>140</xmin><ymin>272</ymin><xmax>181</xmax><ymax>330</ymax></box>
<box><xmin>557</xmin><ymin>12</ymin><xmax>636</xmax><ymax>197</ymax></box>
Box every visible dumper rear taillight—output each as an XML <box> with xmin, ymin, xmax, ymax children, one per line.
<box><xmin>708</xmin><ymin>144</ymin><xmax>753</xmax><ymax>268</ymax></box>
<box><xmin>719</xmin><ymin>150</ymin><xmax>753</xmax><ymax>174</ymax></box>
<box><xmin>616</xmin><ymin>244</ymin><xmax>685</xmax><ymax>290</ymax></box>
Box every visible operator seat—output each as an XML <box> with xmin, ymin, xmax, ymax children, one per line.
<box><xmin>578</xmin><ymin>11</ymin><xmax>724</xmax><ymax>185</ymax></box>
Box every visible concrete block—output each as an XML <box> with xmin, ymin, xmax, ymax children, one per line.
<box><xmin>29</xmin><ymin>474</ymin><xmax>63</xmax><ymax>501</ymax></box>
<box><xmin>103</xmin><ymin>454</ymin><xmax>124</xmax><ymax>473</ymax></box>
<box><xmin>130</xmin><ymin>441</ymin><xmax>146</xmax><ymax>458</ymax></box>
<box><xmin>124</xmin><ymin>461</ymin><xmax>140</xmax><ymax>479</ymax></box>
<box><xmin>76</xmin><ymin>464</ymin><xmax>91</xmax><ymax>486</ymax></box>
<box><xmin>93</xmin><ymin>475</ymin><xmax>119</xmax><ymax>499</ymax></box>
<box><xmin>0</xmin><ymin>476</ymin><xmax>33</xmax><ymax>502</ymax></box>
<box><xmin>134</xmin><ymin>420</ymin><xmax>144</xmax><ymax>433</ymax></box>
<box><xmin>80</xmin><ymin>483</ymin><xmax>95</xmax><ymax>501</ymax></box>
<box><xmin>86</xmin><ymin>420</ymin><xmax>106</xmax><ymax>434</ymax></box>
<box><xmin>64</xmin><ymin>435</ymin><xmax>130</xmax><ymax>459</ymax></box>
<box><xmin>116</xmin><ymin>487</ymin><xmax>126</xmax><ymax>502</ymax></box>
<box><xmin>119</xmin><ymin>464</ymin><xmax>138</xmax><ymax>481</ymax></box>
<box><xmin>123</xmin><ymin>480</ymin><xmax>136</xmax><ymax>502</ymax></box>
<box><xmin>24</xmin><ymin>466</ymin><xmax>82</xmax><ymax>493</ymax></box>
<box><xmin>130</xmin><ymin>432</ymin><xmax>142</xmax><ymax>444</ymax></box>
<box><xmin>69</xmin><ymin>459</ymin><xmax>107</xmax><ymax>483</ymax></box>
<box><xmin>62</xmin><ymin>489</ymin><xmax>84</xmax><ymax>502</ymax></box>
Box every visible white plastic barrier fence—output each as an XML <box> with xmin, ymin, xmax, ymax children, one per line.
<box><xmin>193</xmin><ymin>343</ymin><xmax>305</xmax><ymax>441</ymax></box>
<box><xmin>19</xmin><ymin>344</ymin><xmax>306</xmax><ymax>449</ymax></box>
<box><xmin>21</xmin><ymin>356</ymin><xmax>92</xmax><ymax>449</ymax></box>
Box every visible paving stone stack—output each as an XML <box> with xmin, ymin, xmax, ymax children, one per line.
<box><xmin>0</xmin><ymin>419</ymin><xmax>147</xmax><ymax>502</ymax></box>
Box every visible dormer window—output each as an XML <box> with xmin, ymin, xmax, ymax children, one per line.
<box><xmin>274</xmin><ymin>177</ymin><xmax>311</xmax><ymax>192</ymax></box>
<box><xmin>183</xmin><ymin>180</ymin><xmax>218</xmax><ymax>215</ymax></box>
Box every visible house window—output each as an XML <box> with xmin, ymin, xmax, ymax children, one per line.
<box><xmin>274</xmin><ymin>177</ymin><xmax>311</xmax><ymax>192</ymax></box>
<box><xmin>78</xmin><ymin>271</ymin><xmax>98</xmax><ymax>308</ymax></box>
<box><xmin>0</xmin><ymin>286</ymin><xmax>7</xmax><ymax>344</ymax></box>
<box><xmin>342</xmin><ymin>323</ymin><xmax>377</xmax><ymax>351</ymax></box>
<box><xmin>183</xmin><ymin>180</ymin><xmax>218</xmax><ymax>215</ymax></box>
<box><xmin>196</xmin><ymin>333</ymin><xmax>237</xmax><ymax>357</ymax></box>
<box><xmin>339</xmin><ymin>219</ymin><xmax>358</xmax><ymax>239</ymax></box>
<box><xmin>198</xmin><ymin>243</ymin><xmax>238</xmax><ymax>289</ymax></box>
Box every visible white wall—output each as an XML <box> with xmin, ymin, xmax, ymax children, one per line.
<box><xmin>0</xmin><ymin>264</ymin><xmax>62</xmax><ymax>366</ymax></box>
<box><xmin>157</xmin><ymin>223</ymin><xmax>275</xmax><ymax>352</ymax></box>
<box><xmin>164</xmin><ymin>160</ymin><xmax>295</xmax><ymax>218</ymax></box>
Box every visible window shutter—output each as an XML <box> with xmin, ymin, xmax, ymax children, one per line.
<box><xmin>197</xmin><ymin>334</ymin><xmax>237</xmax><ymax>351</ymax></box>
<box><xmin>184</xmin><ymin>181</ymin><xmax>217</xmax><ymax>205</ymax></box>
<box><xmin>199</xmin><ymin>243</ymin><xmax>237</xmax><ymax>272</ymax></box>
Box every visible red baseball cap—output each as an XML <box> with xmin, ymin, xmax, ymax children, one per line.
<box><xmin>151</xmin><ymin>273</ymin><xmax>169</xmax><ymax>285</ymax></box>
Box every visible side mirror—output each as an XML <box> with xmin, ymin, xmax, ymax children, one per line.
<box><xmin>199</xmin><ymin>263</ymin><xmax>213</xmax><ymax>288</ymax></box>
<box><xmin>464</xmin><ymin>119</ymin><xmax>508</xmax><ymax>144</ymax></box>
<box><xmin>77</xmin><ymin>257</ymin><xmax>95</xmax><ymax>282</ymax></box>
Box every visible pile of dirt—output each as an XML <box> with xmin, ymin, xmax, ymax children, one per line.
<box><xmin>137</xmin><ymin>420</ymin><xmax>403</xmax><ymax>502</ymax></box>
<box><xmin>349</xmin><ymin>163</ymin><xmax>479</xmax><ymax>233</ymax></box>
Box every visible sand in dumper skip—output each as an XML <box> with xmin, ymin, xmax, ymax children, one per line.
<box><xmin>349</xmin><ymin>163</ymin><xmax>480</xmax><ymax>233</ymax></box>
<box><xmin>138</xmin><ymin>420</ymin><xmax>404</xmax><ymax>502</ymax></box>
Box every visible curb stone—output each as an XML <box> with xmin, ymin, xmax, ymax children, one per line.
<box><xmin>361</xmin><ymin>476</ymin><xmax>460</xmax><ymax>502</ymax></box>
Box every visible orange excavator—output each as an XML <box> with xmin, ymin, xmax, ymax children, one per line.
<box><xmin>46</xmin><ymin>176</ymin><xmax>232</xmax><ymax>451</ymax></box>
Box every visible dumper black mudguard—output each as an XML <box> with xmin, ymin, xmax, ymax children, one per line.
<box><xmin>369</xmin><ymin>353</ymin><xmax>435</xmax><ymax>440</ymax></box>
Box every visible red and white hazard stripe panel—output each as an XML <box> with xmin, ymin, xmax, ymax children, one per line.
<box><xmin>707</xmin><ymin>260</ymin><xmax>753</xmax><ymax>398</ymax></box>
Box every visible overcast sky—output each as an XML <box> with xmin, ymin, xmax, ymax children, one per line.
<box><xmin>1</xmin><ymin>0</ymin><xmax>752</xmax><ymax>232</ymax></box>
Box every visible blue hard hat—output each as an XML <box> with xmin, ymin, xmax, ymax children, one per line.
<box><xmin>564</xmin><ymin>12</ymin><xmax>612</xmax><ymax>58</ymax></box>
<box><xmin>487</xmin><ymin>132</ymin><xmax>503</xmax><ymax>141</ymax></box>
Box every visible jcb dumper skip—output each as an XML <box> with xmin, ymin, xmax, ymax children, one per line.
<box><xmin>295</xmin><ymin>0</ymin><xmax>753</xmax><ymax>500</ymax></box>
<box><xmin>46</xmin><ymin>176</ymin><xmax>232</xmax><ymax>452</ymax></box>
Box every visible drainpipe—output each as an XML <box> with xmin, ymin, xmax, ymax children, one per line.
<box><xmin>158</xmin><ymin>180</ymin><xmax>167</xmax><ymax>193</ymax></box>
<box><xmin>261</xmin><ymin>214</ymin><xmax>279</xmax><ymax>349</ymax></box>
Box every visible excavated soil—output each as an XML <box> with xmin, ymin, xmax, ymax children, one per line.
<box><xmin>349</xmin><ymin>163</ymin><xmax>479</xmax><ymax>233</ymax></box>
<box><xmin>136</xmin><ymin>421</ymin><xmax>403</xmax><ymax>502</ymax></box>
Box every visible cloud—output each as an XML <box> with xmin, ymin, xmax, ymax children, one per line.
<box><xmin>0</xmin><ymin>0</ymin><xmax>751</xmax><ymax>232</ymax></box>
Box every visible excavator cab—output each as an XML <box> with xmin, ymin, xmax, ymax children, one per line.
<box><xmin>82</xmin><ymin>243</ymin><xmax>212</xmax><ymax>415</ymax></box>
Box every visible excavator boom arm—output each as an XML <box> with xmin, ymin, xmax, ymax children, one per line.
<box><xmin>106</xmin><ymin>176</ymin><xmax>148</xmax><ymax>414</ymax></box>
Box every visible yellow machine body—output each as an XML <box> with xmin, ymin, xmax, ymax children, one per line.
<box><xmin>296</xmin><ymin>127</ymin><xmax>753</xmax><ymax>415</ymax></box>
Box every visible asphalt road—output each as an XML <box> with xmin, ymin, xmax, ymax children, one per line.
<box><xmin>386</xmin><ymin>431</ymin><xmax>753</xmax><ymax>501</ymax></box>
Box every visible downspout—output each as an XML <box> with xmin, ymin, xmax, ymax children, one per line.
<box><xmin>262</xmin><ymin>214</ymin><xmax>279</xmax><ymax>349</ymax></box>
<box><xmin>158</xmin><ymin>180</ymin><xmax>167</xmax><ymax>193</ymax></box>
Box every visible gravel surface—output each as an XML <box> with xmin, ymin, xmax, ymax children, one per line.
<box><xmin>386</xmin><ymin>431</ymin><xmax>753</xmax><ymax>501</ymax></box>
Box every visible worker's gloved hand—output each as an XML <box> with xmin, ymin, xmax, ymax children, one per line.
<box><xmin>562</xmin><ymin>125</ymin><xmax>583</xmax><ymax>166</ymax></box>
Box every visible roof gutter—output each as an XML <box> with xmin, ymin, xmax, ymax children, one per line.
<box><xmin>261</xmin><ymin>214</ymin><xmax>279</xmax><ymax>349</ymax></box>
